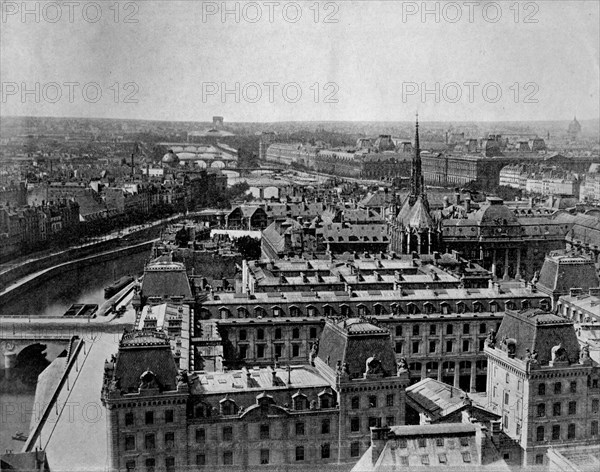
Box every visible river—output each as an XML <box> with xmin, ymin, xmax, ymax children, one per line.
<box><xmin>0</xmin><ymin>247</ymin><xmax>151</xmax><ymax>453</ymax></box>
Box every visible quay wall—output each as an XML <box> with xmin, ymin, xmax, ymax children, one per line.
<box><xmin>0</xmin><ymin>240</ymin><xmax>154</xmax><ymax>307</ymax></box>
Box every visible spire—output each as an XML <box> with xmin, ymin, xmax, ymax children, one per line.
<box><xmin>409</xmin><ymin>113</ymin><xmax>426</xmax><ymax>207</ymax></box>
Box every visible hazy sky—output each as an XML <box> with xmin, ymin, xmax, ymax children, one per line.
<box><xmin>1</xmin><ymin>0</ymin><xmax>599</xmax><ymax>122</ymax></box>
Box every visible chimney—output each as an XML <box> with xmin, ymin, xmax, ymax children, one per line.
<box><xmin>454</xmin><ymin>188</ymin><xmax>461</xmax><ymax>205</ymax></box>
<box><xmin>570</xmin><ymin>288</ymin><xmax>583</xmax><ymax>297</ymax></box>
<box><xmin>465</xmin><ymin>196</ymin><xmax>472</xmax><ymax>213</ymax></box>
<box><xmin>589</xmin><ymin>287</ymin><xmax>600</xmax><ymax>297</ymax></box>
<box><xmin>271</xmin><ymin>369</ymin><xmax>278</xmax><ymax>386</ymax></box>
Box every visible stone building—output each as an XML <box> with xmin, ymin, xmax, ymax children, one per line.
<box><xmin>484</xmin><ymin>309</ymin><xmax>599</xmax><ymax>468</ymax></box>
<box><xmin>102</xmin><ymin>318</ymin><xmax>410</xmax><ymax>470</ymax></box>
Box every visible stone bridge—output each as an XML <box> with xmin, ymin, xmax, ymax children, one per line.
<box><xmin>0</xmin><ymin>320</ymin><xmax>123</xmax><ymax>374</ymax></box>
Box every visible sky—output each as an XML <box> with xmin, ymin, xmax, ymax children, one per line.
<box><xmin>1</xmin><ymin>0</ymin><xmax>599</xmax><ymax>122</ymax></box>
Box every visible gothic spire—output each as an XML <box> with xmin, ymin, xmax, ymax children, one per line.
<box><xmin>409</xmin><ymin>113</ymin><xmax>426</xmax><ymax>206</ymax></box>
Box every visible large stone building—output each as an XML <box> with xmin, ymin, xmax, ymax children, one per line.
<box><xmin>102</xmin><ymin>318</ymin><xmax>410</xmax><ymax>471</ymax></box>
<box><xmin>484</xmin><ymin>309</ymin><xmax>599</xmax><ymax>468</ymax></box>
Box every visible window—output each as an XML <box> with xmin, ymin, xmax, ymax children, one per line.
<box><xmin>503</xmin><ymin>415</ymin><xmax>509</xmax><ymax>429</ymax></box>
<box><xmin>351</xmin><ymin>396</ymin><xmax>359</xmax><ymax>409</ymax></box>
<box><xmin>552</xmin><ymin>425</ymin><xmax>561</xmax><ymax>440</ymax></box>
<box><xmin>240</xmin><ymin>329</ymin><xmax>247</xmax><ymax>340</ymax></box>
<box><xmin>257</xmin><ymin>329</ymin><xmax>264</xmax><ymax>340</ymax></box>
<box><xmin>463</xmin><ymin>324</ymin><xmax>470</xmax><ymax>334</ymax></box>
<box><xmin>296</xmin><ymin>421</ymin><xmax>305</xmax><ymax>436</ymax></box>
<box><xmin>125</xmin><ymin>412</ymin><xmax>134</xmax><ymax>426</ymax></box>
<box><xmin>310</xmin><ymin>327</ymin><xmax>317</xmax><ymax>338</ymax></box>
<box><xmin>535</xmin><ymin>455</ymin><xmax>544</xmax><ymax>465</ymax></box>
<box><xmin>239</xmin><ymin>345</ymin><xmax>248</xmax><ymax>359</ymax></box>
<box><xmin>351</xmin><ymin>442</ymin><xmax>360</xmax><ymax>457</ymax></box>
<box><xmin>421</xmin><ymin>455</ymin><xmax>430</xmax><ymax>465</ymax></box>
<box><xmin>395</xmin><ymin>342</ymin><xmax>403</xmax><ymax>353</ymax></box>
<box><xmin>506</xmin><ymin>373</ymin><xmax>510</xmax><ymax>383</ymax></box>
<box><xmin>537</xmin><ymin>404</ymin><xmax>546</xmax><ymax>417</ymax></box>
<box><xmin>460</xmin><ymin>436</ymin><xmax>470</xmax><ymax>447</ymax></box>
<box><xmin>536</xmin><ymin>426</ymin><xmax>545</xmax><ymax>442</ymax></box>
<box><xmin>567</xmin><ymin>424</ymin><xmax>576</xmax><ymax>439</ymax></box>
<box><xmin>125</xmin><ymin>435</ymin><xmax>135</xmax><ymax>451</ymax></box>
<box><xmin>351</xmin><ymin>417</ymin><xmax>360</xmax><ymax>432</ymax></box>
<box><xmin>386</xmin><ymin>394</ymin><xmax>394</xmax><ymax>407</ymax></box>
<box><xmin>308</xmin><ymin>306</ymin><xmax>316</xmax><ymax>317</ymax></box>
<box><xmin>446</xmin><ymin>340</ymin><xmax>454</xmax><ymax>353</ymax></box>
<box><xmin>412</xmin><ymin>325</ymin><xmax>420</xmax><ymax>336</ymax></box>
<box><xmin>554</xmin><ymin>382</ymin><xmax>562</xmax><ymax>395</ymax></box>
<box><xmin>395</xmin><ymin>326</ymin><xmax>402</xmax><ymax>336</ymax></box>
<box><xmin>504</xmin><ymin>392</ymin><xmax>509</xmax><ymax>405</ymax></box>
<box><xmin>275</xmin><ymin>344</ymin><xmax>283</xmax><ymax>358</ymax></box>
<box><xmin>257</xmin><ymin>344</ymin><xmax>266</xmax><ymax>358</ymax></box>
<box><xmin>294</xmin><ymin>396</ymin><xmax>306</xmax><ymax>410</ymax></box>
<box><xmin>260</xmin><ymin>424</ymin><xmax>270</xmax><ymax>439</ymax></box>
<box><xmin>479</xmin><ymin>323</ymin><xmax>487</xmax><ymax>334</ymax></box>
<box><xmin>145</xmin><ymin>411</ymin><xmax>154</xmax><ymax>425</ymax></box>
<box><xmin>165</xmin><ymin>409</ymin><xmax>174</xmax><ymax>423</ymax></box>
<box><xmin>553</xmin><ymin>402</ymin><xmax>561</xmax><ymax>416</ymax></box>
<box><xmin>438</xmin><ymin>453</ymin><xmax>447</xmax><ymax>464</ymax></box>
<box><xmin>479</xmin><ymin>338</ymin><xmax>486</xmax><ymax>352</ymax></box>
<box><xmin>321</xmin><ymin>443</ymin><xmax>330</xmax><ymax>459</ymax></box>
<box><xmin>418</xmin><ymin>438</ymin><xmax>426</xmax><ymax>448</ymax></box>
<box><xmin>145</xmin><ymin>458</ymin><xmax>155</xmax><ymax>472</ymax></box>
<box><xmin>591</xmin><ymin>421</ymin><xmax>598</xmax><ymax>437</ymax></box>
<box><xmin>462</xmin><ymin>452</ymin><xmax>471</xmax><ymax>463</ymax></box>
<box><xmin>296</xmin><ymin>446</ymin><xmax>305</xmax><ymax>461</ymax></box>
<box><xmin>570</xmin><ymin>381</ymin><xmax>577</xmax><ymax>393</ymax></box>
<box><xmin>538</xmin><ymin>383</ymin><xmax>546</xmax><ymax>396</ymax></box>
<box><xmin>223</xmin><ymin>426</ymin><xmax>233</xmax><ymax>441</ymax></box>
<box><xmin>436</xmin><ymin>438</ymin><xmax>444</xmax><ymax>447</ymax></box>
<box><xmin>292</xmin><ymin>344</ymin><xmax>300</xmax><ymax>357</ymax></box>
<box><xmin>429</xmin><ymin>341</ymin><xmax>436</xmax><ymax>353</ymax></box>
<box><xmin>145</xmin><ymin>434</ymin><xmax>155</xmax><ymax>450</ymax></box>
<box><xmin>369</xmin><ymin>396</ymin><xmax>377</xmax><ymax>408</ymax></box>
<box><xmin>321</xmin><ymin>419</ymin><xmax>330</xmax><ymax>434</ymax></box>
<box><xmin>412</xmin><ymin>341</ymin><xmax>419</xmax><ymax>354</ymax></box>
<box><xmin>386</xmin><ymin>416</ymin><xmax>394</xmax><ymax>426</ymax></box>
<box><xmin>568</xmin><ymin>401</ymin><xmax>576</xmax><ymax>415</ymax></box>
<box><xmin>126</xmin><ymin>461</ymin><xmax>136</xmax><ymax>472</ymax></box>
<box><xmin>195</xmin><ymin>454</ymin><xmax>206</xmax><ymax>466</ymax></box>
<box><xmin>165</xmin><ymin>457</ymin><xmax>175</xmax><ymax>472</ymax></box>
<box><xmin>321</xmin><ymin>395</ymin><xmax>331</xmax><ymax>409</ymax></box>
<box><xmin>592</xmin><ymin>399</ymin><xmax>599</xmax><ymax>413</ymax></box>
<box><xmin>446</xmin><ymin>324</ymin><xmax>454</xmax><ymax>335</ymax></box>
<box><xmin>275</xmin><ymin>328</ymin><xmax>282</xmax><ymax>339</ymax></box>
<box><xmin>292</xmin><ymin>328</ymin><xmax>300</xmax><ymax>339</ymax></box>
<box><xmin>462</xmin><ymin>340</ymin><xmax>470</xmax><ymax>352</ymax></box>
<box><xmin>223</xmin><ymin>451</ymin><xmax>233</xmax><ymax>465</ymax></box>
<box><xmin>260</xmin><ymin>449</ymin><xmax>269</xmax><ymax>465</ymax></box>
<box><xmin>165</xmin><ymin>432</ymin><xmax>174</xmax><ymax>449</ymax></box>
<box><xmin>430</xmin><ymin>324</ymin><xmax>436</xmax><ymax>335</ymax></box>
<box><xmin>400</xmin><ymin>456</ymin><xmax>409</xmax><ymax>466</ymax></box>
<box><xmin>368</xmin><ymin>417</ymin><xmax>381</xmax><ymax>428</ymax></box>
<box><xmin>196</xmin><ymin>428</ymin><xmax>205</xmax><ymax>443</ymax></box>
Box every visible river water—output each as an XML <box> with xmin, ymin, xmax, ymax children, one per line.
<box><xmin>0</xmin><ymin>247</ymin><xmax>151</xmax><ymax>453</ymax></box>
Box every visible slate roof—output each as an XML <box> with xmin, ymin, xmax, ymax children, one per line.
<box><xmin>114</xmin><ymin>331</ymin><xmax>179</xmax><ymax>393</ymax></box>
<box><xmin>537</xmin><ymin>253</ymin><xmax>599</xmax><ymax>296</ymax></box>
<box><xmin>316</xmin><ymin>318</ymin><xmax>397</xmax><ymax>378</ymax></box>
<box><xmin>495</xmin><ymin>309</ymin><xmax>580</xmax><ymax>365</ymax></box>
<box><xmin>142</xmin><ymin>260</ymin><xmax>193</xmax><ymax>299</ymax></box>
<box><xmin>406</xmin><ymin>378</ymin><xmax>469</xmax><ymax>422</ymax></box>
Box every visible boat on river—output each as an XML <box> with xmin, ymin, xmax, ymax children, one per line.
<box><xmin>104</xmin><ymin>275</ymin><xmax>134</xmax><ymax>298</ymax></box>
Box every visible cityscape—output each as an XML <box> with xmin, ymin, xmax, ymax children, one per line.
<box><xmin>1</xmin><ymin>1</ymin><xmax>600</xmax><ymax>472</ymax></box>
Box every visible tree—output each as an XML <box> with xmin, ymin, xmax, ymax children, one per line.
<box><xmin>234</xmin><ymin>235</ymin><xmax>261</xmax><ymax>260</ymax></box>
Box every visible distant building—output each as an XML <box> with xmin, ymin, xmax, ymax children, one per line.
<box><xmin>568</xmin><ymin>116</ymin><xmax>582</xmax><ymax>141</ymax></box>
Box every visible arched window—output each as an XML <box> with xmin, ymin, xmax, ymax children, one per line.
<box><xmin>293</xmin><ymin>394</ymin><xmax>307</xmax><ymax>411</ymax></box>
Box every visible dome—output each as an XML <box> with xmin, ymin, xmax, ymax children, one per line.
<box><xmin>474</xmin><ymin>197</ymin><xmax>518</xmax><ymax>225</ymax></box>
<box><xmin>162</xmin><ymin>150</ymin><xmax>179</xmax><ymax>164</ymax></box>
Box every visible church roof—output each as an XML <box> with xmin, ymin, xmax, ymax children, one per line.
<box><xmin>397</xmin><ymin>196</ymin><xmax>435</xmax><ymax>230</ymax></box>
